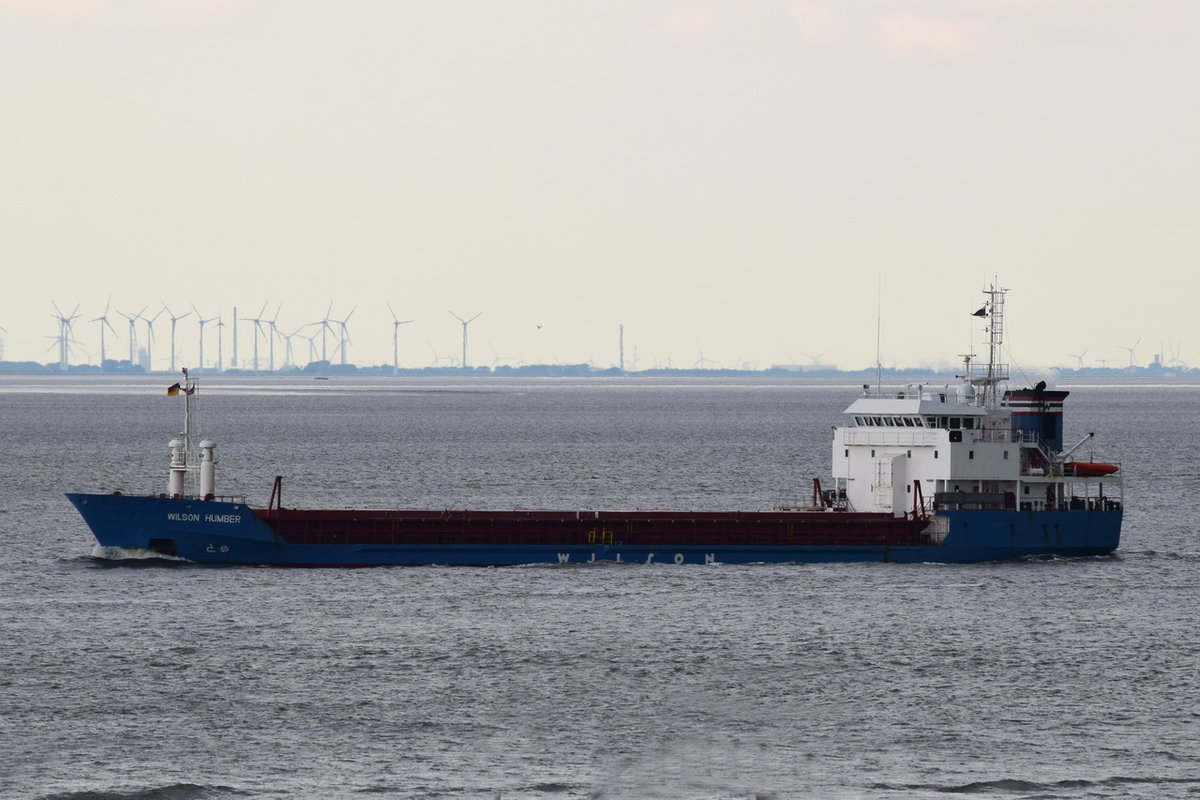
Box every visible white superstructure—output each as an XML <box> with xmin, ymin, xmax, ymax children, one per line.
<box><xmin>827</xmin><ymin>284</ymin><xmax>1120</xmax><ymax>518</ymax></box>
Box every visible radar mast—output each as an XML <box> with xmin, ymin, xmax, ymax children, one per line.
<box><xmin>959</xmin><ymin>282</ymin><xmax>1009</xmax><ymax>408</ymax></box>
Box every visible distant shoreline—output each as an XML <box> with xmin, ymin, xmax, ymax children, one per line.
<box><xmin>1</xmin><ymin>359</ymin><xmax>1193</xmax><ymax>379</ymax></box>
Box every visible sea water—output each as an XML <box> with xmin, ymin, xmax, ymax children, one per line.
<box><xmin>1</xmin><ymin>375</ymin><xmax>1198</xmax><ymax>800</ymax></box>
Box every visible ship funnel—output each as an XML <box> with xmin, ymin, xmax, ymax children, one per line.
<box><xmin>199</xmin><ymin>439</ymin><xmax>216</xmax><ymax>500</ymax></box>
<box><xmin>1002</xmin><ymin>385</ymin><xmax>1069</xmax><ymax>451</ymax></box>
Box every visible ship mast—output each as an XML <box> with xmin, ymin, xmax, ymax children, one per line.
<box><xmin>960</xmin><ymin>282</ymin><xmax>1009</xmax><ymax>408</ymax></box>
<box><xmin>981</xmin><ymin>283</ymin><xmax>1009</xmax><ymax>408</ymax></box>
<box><xmin>168</xmin><ymin>368</ymin><xmax>202</xmax><ymax>497</ymax></box>
<box><xmin>181</xmin><ymin>367</ymin><xmax>199</xmax><ymax>467</ymax></box>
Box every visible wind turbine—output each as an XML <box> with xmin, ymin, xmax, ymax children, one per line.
<box><xmin>267</xmin><ymin>304</ymin><xmax>283</xmax><ymax>372</ymax></box>
<box><xmin>244</xmin><ymin>302</ymin><xmax>269</xmax><ymax>371</ymax></box>
<box><xmin>387</xmin><ymin>303</ymin><xmax>413</xmax><ymax>375</ymax></box>
<box><xmin>449</xmin><ymin>311</ymin><xmax>481</xmax><ymax>370</ymax></box>
<box><xmin>119</xmin><ymin>307</ymin><xmax>145</xmax><ymax>366</ymax></box>
<box><xmin>164</xmin><ymin>304</ymin><xmax>191</xmax><ymax>372</ymax></box>
<box><xmin>487</xmin><ymin>340</ymin><xmax>518</xmax><ymax>369</ymax></box>
<box><xmin>300</xmin><ymin>299</ymin><xmax>333</xmax><ymax>362</ymax></box>
<box><xmin>1165</xmin><ymin>341</ymin><xmax>1187</xmax><ymax>370</ymax></box>
<box><xmin>215</xmin><ymin>316</ymin><xmax>226</xmax><ymax>372</ymax></box>
<box><xmin>308</xmin><ymin>301</ymin><xmax>336</xmax><ymax>362</ymax></box>
<box><xmin>618</xmin><ymin>323</ymin><xmax>625</xmax><ymax>372</ymax></box>
<box><xmin>299</xmin><ymin>330</ymin><xmax>319</xmax><ymax>365</ymax></box>
<box><xmin>49</xmin><ymin>302</ymin><xmax>81</xmax><ymax>371</ymax></box>
<box><xmin>90</xmin><ymin>297</ymin><xmax>117</xmax><ymax>366</ymax></box>
<box><xmin>1120</xmin><ymin>338</ymin><xmax>1141</xmax><ymax>369</ymax></box>
<box><xmin>191</xmin><ymin>304</ymin><xmax>218</xmax><ymax>370</ymax></box>
<box><xmin>427</xmin><ymin>344</ymin><xmax>460</xmax><ymax>368</ymax></box>
<box><xmin>335</xmin><ymin>306</ymin><xmax>355</xmax><ymax>365</ymax></box>
<box><xmin>138</xmin><ymin>308</ymin><xmax>164</xmax><ymax>372</ymax></box>
<box><xmin>283</xmin><ymin>326</ymin><xmax>310</xmax><ymax>369</ymax></box>
<box><xmin>1068</xmin><ymin>349</ymin><xmax>1088</xmax><ymax>369</ymax></box>
<box><xmin>802</xmin><ymin>351</ymin><xmax>830</xmax><ymax>369</ymax></box>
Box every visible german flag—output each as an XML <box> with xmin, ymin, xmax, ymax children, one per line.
<box><xmin>167</xmin><ymin>383</ymin><xmax>181</xmax><ymax>396</ymax></box>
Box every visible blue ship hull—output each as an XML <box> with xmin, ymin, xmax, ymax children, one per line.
<box><xmin>66</xmin><ymin>493</ymin><xmax>1122</xmax><ymax>566</ymax></box>
<box><xmin>68</xmin><ymin>289</ymin><xmax>1124</xmax><ymax>568</ymax></box>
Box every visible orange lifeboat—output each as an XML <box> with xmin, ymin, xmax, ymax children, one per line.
<box><xmin>1066</xmin><ymin>461</ymin><xmax>1119</xmax><ymax>477</ymax></box>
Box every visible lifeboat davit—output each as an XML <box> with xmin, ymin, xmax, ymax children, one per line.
<box><xmin>1066</xmin><ymin>461</ymin><xmax>1119</xmax><ymax>477</ymax></box>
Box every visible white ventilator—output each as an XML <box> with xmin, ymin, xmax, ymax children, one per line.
<box><xmin>168</xmin><ymin>437</ymin><xmax>187</xmax><ymax>497</ymax></box>
<box><xmin>199</xmin><ymin>439</ymin><xmax>216</xmax><ymax>498</ymax></box>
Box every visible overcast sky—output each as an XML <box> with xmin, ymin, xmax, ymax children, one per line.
<box><xmin>2</xmin><ymin>1</ymin><xmax>1196</xmax><ymax>372</ymax></box>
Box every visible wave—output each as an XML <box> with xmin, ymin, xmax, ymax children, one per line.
<box><xmin>81</xmin><ymin>546</ymin><xmax>196</xmax><ymax>566</ymax></box>
<box><xmin>1124</xmin><ymin>549</ymin><xmax>1200</xmax><ymax>562</ymax></box>
<box><xmin>876</xmin><ymin>775</ymin><xmax>1200</xmax><ymax>794</ymax></box>
<box><xmin>36</xmin><ymin>783</ymin><xmax>250</xmax><ymax>800</ymax></box>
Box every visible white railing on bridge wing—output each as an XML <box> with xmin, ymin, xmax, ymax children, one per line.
<box><xmin>975</xmin><ymin>429</ymin><xmax>1039</xmax><ymax>445</ymax></box>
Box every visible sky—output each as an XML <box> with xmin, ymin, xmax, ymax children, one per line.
<box><xmin>2</xmin><ymin>1</ymin><xmax>1196</xmax><ymax>373</ymax></box>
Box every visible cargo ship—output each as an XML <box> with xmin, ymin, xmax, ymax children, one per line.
<box><xmin>67</xmin><ymin>285</ymin><xmax>1122</xmax><ymax>565</ymax></box>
